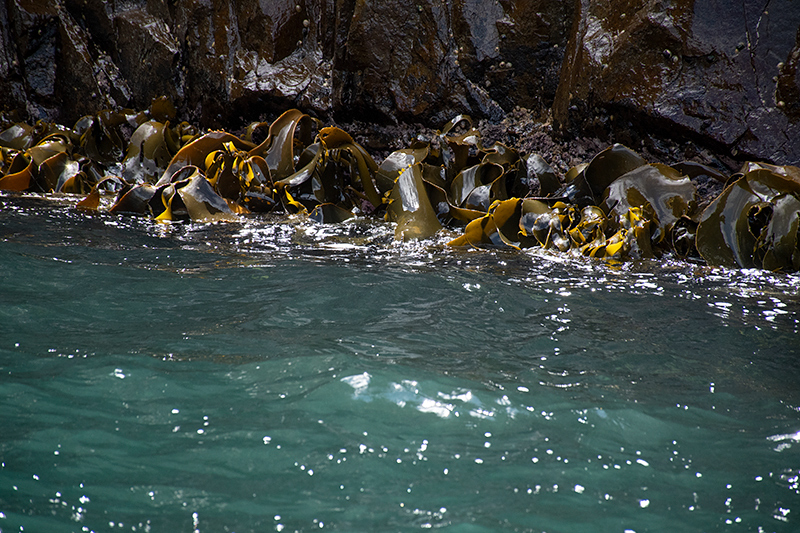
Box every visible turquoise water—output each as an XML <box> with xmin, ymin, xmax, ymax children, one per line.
<box><xmin>2</xmin><ymin>194</ymin><xmax>800</xmax><ymax>533</ymax></box>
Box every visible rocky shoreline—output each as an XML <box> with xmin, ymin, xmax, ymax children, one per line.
<box><xmin>2</xmin><ymin>102</ymin><xmax>799</xmax><ymax>271</ymax></box>
<box><xmin>2</xmin><ymin>1</ymin><xmax>800</xmax><ymax>271</ymax></box>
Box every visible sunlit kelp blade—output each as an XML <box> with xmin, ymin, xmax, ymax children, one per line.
<box><xmin>123</xmin><ymin>121</ymin><xmax>178</xmax><ymax>184</ymax></box>
<box><xmin>379</xmin><ymin>144</ymin><xmax>429</xmax><ymax>175</ymax></box>
<box><xmin>449</xmin><ymin>163</ymin><xmax>503</xmax><ymax>208</ymax></box>
<box><xmin>109</xmin><ymin>183</ymin><xmax>158</xmax><ymax>215</ymax></box>
<box><xmin>452</xmin><ymin>199</ymin><xmax>557</xmax><ymax>250</ymax></box>
<box><xmin>0</xmin><ymin>123</ymin><xmax>35</xmax><ymax>150</ymax></box>
<box><xmin>158</xmin><ymin>132</ymin><xmax>255</xmax><ymax>186</ymax></box>
<box><xmin>0</xmin><ymin>133</ymin><xmax>75</xmax><ymax>192</ymax></box>
<box><xmin>316</xmin><ymin>126</ymin><xmax>383</xmax><ymax>209</ymax></box>
<box><xmin>386</xmin><ymin>164</ymin><xmax>442</xmax><ymax>241</ymax></box>
<box><xmin>177</xmin><ymin>172</ymin><xmax>236</xmax><ymax>223</ymax></box>
<box><xmin>75</xmin><ymin>176</ymin><xmax>127</xmax><ymax>211</ymax></box>
<box><xmin>40</xmin><ymin>151</ymin><xmax>80</xmax><ymax>192</ymax></box>
<box><xmin>602</xmin><ymin>163</ymin><xmax>696</xmax><ymax>244</ymax></box>
<box><xmin>696</xmin><ymin>167</ymin><xmax>800</xmax><ymax>270</ymax></box>
<box><xmin>77</xmin><ymin>110</ymin><xmax>140</xmax><ymax>165</ymax></box>
<box><xmin>584</xmin><ymin>144</ymin><xmax>648</xmax><ymax>197</ymax></box>
<box><xmin>254</xmin><ymin>109</ymin><xmax>317</xmax><ymax>181</ymax></box>
<box><xmin>0</xmin><ymin>153</ymin><xmax>34</xmax><ymax>191</ymax></box>
<box><xmin>760</xmin><ymin>194</ymin><xmax>800</xmax><ymax>271</ymax></box>
<box><xmin>270</xmin><ymin>125</ymin><xmax>391</xmax><ymax>216</ymax></box>
<box><xmin>447</xmin><ymin>184</ymin><xmax>656</xmax><ymax>260</ymax></box>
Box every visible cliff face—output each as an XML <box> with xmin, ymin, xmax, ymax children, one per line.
<box><xmin>1</xmin><ymin>0</ymin><xmax>798</xmax><ymax>164</ymax></box>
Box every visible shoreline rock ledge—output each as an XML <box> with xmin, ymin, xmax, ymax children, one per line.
<box><xmin>1</xmin><ymin>0</ymin><xmax>798</xmax><ymax>166</ymax></box>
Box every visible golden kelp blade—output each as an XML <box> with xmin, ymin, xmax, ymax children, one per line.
<box><xmin>490</xmin><ymin>198</ymin><xmax>537</xmax><ymax>249</ymax></box>
<box><xmin>39</xmin><ymin>152</ymin><xmax>81</xmax><ymax>193</ymax></box>
<box><xmin>177</xmin><ymin>172</ymin><xmax>237</xmax><ymax>223</ymax></box>
<box><xmin>449</xmin><ymin>163</ymin><xmax>503</xmax><ymax>208</ymax></box>
<box><xmin>527</xmin><ymin>153</ymin><xmax>561</xmax><ymax>197</ymax></box>
<box><xmin>158</xmin><ymin>132</ymin><xmax>255</xmax><ymax>186</ymax></box>
<box><xmin>584</xmin><ymin>144</ymin><xmax>647</xmax><ymax>198</ymax></box>
<box><xmin>76</xmin><ymin>176</ymin><xmax>128</xmax><ymax>211</ymax></box>
<box><xmin>310</xmin><ymin>203</ymin><xmax>356</xmax><ymax>224</ymax></box>
<box><xmin>253</xmin><ymin>109</ymin><xmax>316</xmax><ymax>181</ymax></box>
<box><xmin>0</xmin><ymin>155</ymin><xmax>33</xmax><ymax>191</ymax></box>
<box><xmin>448</xmin><ymin>215</ymin><xmax>500</xmax><ymax>247</ymax></box>
<box><xmin>110</xmin><ymin>183</ymin><xmax>158</xmax><ymax>215</ymax></box>
<box><xmin>123</xmin><ymin>121</ymin><xmax>178</xmax><ymax>184</ymax></box>
<box><xmin>275</xmin><ymin>143</ymin><xmax>322</xmax><ymax>189</ymax></box>
<box><xmin>318</xmin><ymin>126</ymin><xmax>383</xmax><ymax>208</ymax></box>
<box><xmin>386</xmin><ymin>164</ymin><xmax>442</xmax><ymax>241</ymax></box>
<box><xmin>448</xmin><ymin>199</ymin><xmax>531</xmax><ymax>249</ymax></box>
<box><xmin>0</xmin><ymin>123</ymin><xmax>35</xmax><ymax>151</ymax></box>
<box><xmin>602</xmin><ymin>163</ymin><xmax>696</xmax><ymax>244</ymax></box>
<box><xmin>759</xmin><ymin>194</ymin><xmax>800</xmax><ymax>271</ymax></box>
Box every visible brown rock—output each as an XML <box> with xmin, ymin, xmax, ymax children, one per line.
<box><xmin>331</xmin><ymin>0</ymin><xmax>486</xmax><ymax>123</ymax></box>
<box><xmin>554</xmin><ymin>0</ymin><xmax>800</xmax><ymax>165</ymax></box>
<box><xmin>112</xmin><ymin>9</ymin><xmax>181</xmax><ymax>110</ymax></box>
<box><xmin>0</xmin><ymin>0</ymin><xmax>797</xmax><ymax>166</ymax></box>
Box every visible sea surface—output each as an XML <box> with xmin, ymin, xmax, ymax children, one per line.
<box><xmin>2</xmin><ymin>193</ymin><xmax>799</xmax><ymax>533</ymax></box>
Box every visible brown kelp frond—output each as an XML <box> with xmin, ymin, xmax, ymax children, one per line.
<box><xmin>3</xmin><ymin>103</ymin><xmax>800</xmax><ymax>271</ymax></box>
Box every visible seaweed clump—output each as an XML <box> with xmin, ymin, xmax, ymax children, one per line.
<box><xmin>2</xmin><ymin>103</ymin><xmax>800</xmax><ymax>272</ymax></box>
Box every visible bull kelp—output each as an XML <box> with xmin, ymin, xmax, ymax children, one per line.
<box><xmin>2</xmin><ymin>103</ymin><xmax>799</xmax><ymax>271</ymax></box>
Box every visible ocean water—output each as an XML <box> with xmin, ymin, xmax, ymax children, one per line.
<box><xmin>2</xmin><ymin>194</ymin><xmax>799</xmax><ymax>533</ymax></box>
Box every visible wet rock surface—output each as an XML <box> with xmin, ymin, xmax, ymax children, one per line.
<box><xmin>555</xmin><ymin>0</ymin><xmax>800</xmax><ymax>166</ymax></box>
<box><xmin>0</xmin><ymin>0</ymin><xmax>798</xmax><ymax>165</ymax></box>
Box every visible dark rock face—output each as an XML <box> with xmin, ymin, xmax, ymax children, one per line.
<box><xmin>330</xmin><ymin>0</ymin><xmax>574</xmax><ymax>124</ymax></box>
<box><xmin>554</xmin><ymin>0</ymin><xmax>800</xmax><ymax>164</ymax></box>
<box><xmin>1</xmin><ymin>0</ymin><xmax>798</xmax><ymax>164</ymax></box>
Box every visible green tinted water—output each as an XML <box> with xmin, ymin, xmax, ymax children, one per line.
<box><xmin>2</xmin><ymin>195</ymin><xmax>799</xmax><ymax>532</ymax></box>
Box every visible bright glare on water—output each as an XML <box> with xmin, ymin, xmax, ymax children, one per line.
<box><xmin>1</xmin><ymin>195</ymin><xmax>800</xmax><ymax>532</ymax></box>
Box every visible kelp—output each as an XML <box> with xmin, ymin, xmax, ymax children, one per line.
<box><xmin>601</xmin><ymin>163</ymin><xmax>696</xmax><ymax>244</ymax></box>
<box><xmin>3</xmin><ymin>102</ymin><xmax>800</xmax><ymax>272</ymax></box>
<box><xmin>0</xmin><ymin>97</ymin><xmax>196</xmax><ymax>194</ymax></box>
<box><xmin>386</xmin><ymin>163</ymin><xmax>443</xmax><ymax>241</ymax></box>
<box><xmin>696</xmin><ymin>165</ymin><xmax>800</xmax><ymax>271</ymax></box>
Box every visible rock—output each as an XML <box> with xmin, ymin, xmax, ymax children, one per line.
<box><xmin>112</xmin><ymin>9</ymin><xmax>181</xmax><ymax>109</ymax></box>
<box><xmin>777</xmin><ymin>27</ymin><xmax>800</xmax><ymax>119</ymax></box>
<box><xmin>331</xmin><ymin>0</ymin><xmax>497</xmax><ymax>124</ymax></box>
<box><xmin>466</xmin><ymin>0</ymin><xmax>575</xmax><ymax>112</ymax></box>
<box><xmin>554</xmin><ymin>0</ymin><xmax>800</xmax><ymax>165</ymax></box>
<box><xmin>0</xmin><ymin>0</ymin><xmax>571</xmax><ymax>127</ymax></box>
<box><xmin>0</xmin><ymin>0</ymin><xmax>797</xmax><ymax>165</ymax></box>
<box><xmin>332</xmin><ymin>0</ymin><xmax>571</xmax><ymax>124</ymax></box>
<box><xmin>0</xmin><ymin>1</ymin><xmax>24</xmax><ymax>115</ymax></box>
<box><xmin>4</xmin><ymin>0</ymin><xmax>133</xmax><ymax>123</ymax></box>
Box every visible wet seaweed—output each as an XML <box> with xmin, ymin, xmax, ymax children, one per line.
<box><xmin>2</xmin><ymin>103</ymin><xmax>799</xmax><ymax>272</ymax></box>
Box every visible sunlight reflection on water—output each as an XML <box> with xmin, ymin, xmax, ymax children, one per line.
<box><xmin>2</xmin><ymin>195</ymin><xmax>800</xmax><ymax>532</ymax></box>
